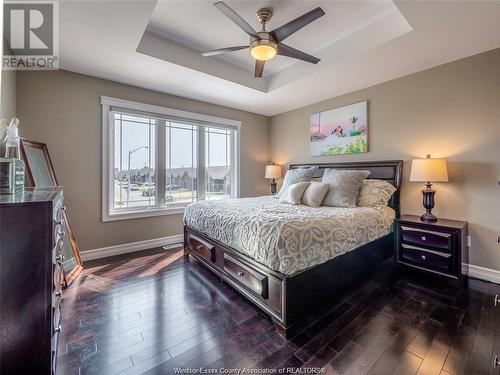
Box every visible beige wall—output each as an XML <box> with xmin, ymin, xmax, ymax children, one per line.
<box><xmin>270</xmin><ymin>48</ymin><xmax>500</xmax><ymax>271</ymax></box>
<box><xmin>16</xmin><ymin>70</ymin><xmax>270</xmax><ymax>251</ymax></box>
<box><xmin>1</xmin><ymin>41</ymin><xmax>16</xmax><ymax>119</ymax></box>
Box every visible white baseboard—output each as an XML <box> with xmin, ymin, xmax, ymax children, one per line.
<box><xmin>81</xmin><ymin>234</ymin><xmax>184</xmax><ymax>261</ymax></box>
<box><xmin>463</xmin><ymin>263</ymin><xmax>500</xmax><ymax>284</ymax></box>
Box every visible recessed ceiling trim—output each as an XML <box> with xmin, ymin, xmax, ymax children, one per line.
<box><xmin>137</xmin><ymin>30</ymin><xmax>268</xmax><ymax>92</ymax></box>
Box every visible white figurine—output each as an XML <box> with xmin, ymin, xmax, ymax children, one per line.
<box><xmin>0</xmin><ymin>119</ymin><xmax>6</xmax><ymax>156</ymax></box>
<box><xmin>4</xmin><ymin>117</ymin><xmax>20</xmax><ymax>159</ymax></box>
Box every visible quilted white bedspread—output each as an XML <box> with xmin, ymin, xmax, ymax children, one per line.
<box><xmin>183</xmin><ymin>196</ymin><xmax>395</xmax><ymax>276</ymax></box>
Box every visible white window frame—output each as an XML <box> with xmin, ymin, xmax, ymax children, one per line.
<box><xmin>101</xmin><ymin>96</ymin><xmax>241</xmax><ymax>222</ymax></box>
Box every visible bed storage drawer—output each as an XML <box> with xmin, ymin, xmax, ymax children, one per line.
<box><xmin>400</xmin><ymin>226</ymin><xmax>452</xmax><ymax>251</ymax></box>
<box><xmin>223</xmin><ymin>253</ymin><xmax>269</xmax><ymax>299</ymax></box>
<box><xmin>189</xmin><ymin>235</ymin><xmax>216</xmax><ymax>263</ymax></box>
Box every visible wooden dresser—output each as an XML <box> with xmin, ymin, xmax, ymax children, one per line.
<box><xmin>0</xmin><ymin>187</ymin><xmax>65</xmax><ymax>374</ymax></box>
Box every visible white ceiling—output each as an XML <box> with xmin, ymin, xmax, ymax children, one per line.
<box><xmin>59</xmin><ymin>1</ymin><xmax>500</xmax><ymax>116</ymax></box>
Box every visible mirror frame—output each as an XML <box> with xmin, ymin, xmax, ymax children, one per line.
<box><xmin>20</xmin><ymin>138</ymin><xmax>83</xmax><ymax>286</ymax></box>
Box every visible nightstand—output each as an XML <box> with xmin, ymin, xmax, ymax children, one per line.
<box><xmin>395</xmin><ymin>215</ymin><xmax>468</xmax><ymax>287</ymax></box>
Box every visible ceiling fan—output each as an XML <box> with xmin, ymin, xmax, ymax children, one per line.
<box><xmin>201</xmin><ymin>2</ymin><xmax>325</xmax><ymax>78</ymax></box>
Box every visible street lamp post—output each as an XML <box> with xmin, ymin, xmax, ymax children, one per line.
<box><xmin>127</xmin><ymin>146</ymin><xmax>149</xmax><ymax>205</ymax></box>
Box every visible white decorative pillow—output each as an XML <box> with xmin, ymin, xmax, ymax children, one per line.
<box><xmin>302</xmin><ymin>182</ymin><xmax>330</xmax><ymax>207</ymax></box>
<box><xmin>357</xmin><ymin>179</ymin><xmax>397</xmax><ymax>210</ymax></box>
<box><xmin>322</xmin><ymin>169</ymin><xmax>371</xmax><ymax>208</ymax></box>
<box><xmin>276</xmin><ymin>167</ymin><xmax>316</xmax><ymax>198</ymax></box>
<box><xmin>279</xmin><ymin>182</ymin><xmax>310</xmax><ymax>205</ymax></box>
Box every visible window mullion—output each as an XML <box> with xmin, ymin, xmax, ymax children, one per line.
<box><xmin>197</xmin><ymin>125</ymin><xmax>205</xmax><ymax>201</ymax></box>
<box><xmin>157</xmin><ymin>119</ymin><xmax>167</xmax><ymax>206</ymax></box>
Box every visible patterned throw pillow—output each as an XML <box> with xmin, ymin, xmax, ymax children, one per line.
<box><xmin>301</xmin><ymin>181</ymin><xmax>330</xmax><ymax>207</ymax></box>
<box><xmin>357</xmin><ymin>179</ymin><xmax>397</xmax><ymax>210</ymax></box>
<box><xmin>276</xmin><ymin>167</ymin><xmax>317</xmax><ymax>198</ymax></box>
<box><xmin>278</xmin><ymin>182</ymin><xmax>310</xmax><ymax>204</ymax></box>
<box><xmin>321</xmin><ymin>169</ymin><xmax>371</xmax><ymax>208</ymax></box>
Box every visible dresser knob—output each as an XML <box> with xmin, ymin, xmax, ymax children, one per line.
<box><xmin>495</xmin><ymin>294</ymin><xmax>499</xmax><ymax>307</ymax></box>
<box><xmin>421</xmin><ymin>236</ymin><xmax>426</xmax><ymax>241</ymax></box>
<box><xmin>55</xmin><ymin>290</ymin><xmax>62</xmax><ymax>297</ymax></box>
<box><xmin>421</xmin><ymin>255</ymin><xmax>426</xmax><ymax>260</ymax></box>
<box><xmin>237</xmin><ymin>271</ymin><xmax>244</xmax><ymax>277</ymax></box>
<box><xmin>56</xmin><ymin>254</ymin><xmax>65</xmax><ymax>264</ymax></box>
<box><xmin>54</xmin><ymin>325</ymin><xmax>62</xmax><ymax>333</ymax></box>
<box><xmin>493</xmin><ymin>355</ymin><xmax>499</xmax><ymax>368</ymax></box>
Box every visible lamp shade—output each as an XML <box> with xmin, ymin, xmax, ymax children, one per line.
<box><xmin>410</xmin><ymin>158</ymin><xmax>448</xmax><ymax>182</ymax></box>
<box><xmin>265</xmin><ymin>165</ymin><xmax>282</xmax><ymax>179</ymax></box>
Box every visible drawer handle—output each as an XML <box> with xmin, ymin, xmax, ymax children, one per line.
<box><xmin>495</xmin><ymin>294</ymin><xmax>499</xmax><ymax>307</ymax></box>
<box><xmin>56</xmin><ymin>254</ymin><xmax>65</xmax><ymax>264</ymax></box>
<box><xmin>55</xmin><ymin>290</ymin><xmax>62</xmax><ymax>297</ymax></box>
<box><xmin>54</xmin><ymin>325</ymin><xmax>62</xmax><ymax>333</ymax></box>
<box><xmin>421</xmin><ymin>255</ymin><xmax>426</xmax><ymax>260</ymax></box>
<box><xmin>421</xmin><ymin>236</ymin><xmax>426</xmax><ymax>241</ymax></box>
<box><xmin>237</xmin><ymin>271</ymin><xmax>244</xmax><ymax>277</ymax></box>
<box><xmin>196</xmin><ymin>244</ymin><xmax>203</xmax><ymax>250</ymax></box>
<box><xmin>494</xmin><ymin>355</ymin><xmax>499</xmax><ymax>368</ymax></box>
<box><xmin>60</xmin><ymin>280</ymin><xmax>65</xmax><ymax>286</ymax></box>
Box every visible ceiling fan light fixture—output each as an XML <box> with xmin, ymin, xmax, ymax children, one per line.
<box><xmin>251</xmin><ymin>44</ymin><xmax>276</xmax><ymax>61</ymax></box>
<box><xmin>250</xmin><ymin>33</ymin><xmax>277</xmax><ymax>61</ymax></box>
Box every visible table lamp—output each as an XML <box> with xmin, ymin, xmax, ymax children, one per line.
<box><xmin>409</xmin><ymin>154</ymin><xmax>448</xmax><ymax>222</ymax></box>
<box><xmin>265</xmin><ymin>164</ymin><xmax>282</xmax><ymax>195</ymax></box>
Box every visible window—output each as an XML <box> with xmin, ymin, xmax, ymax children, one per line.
<box><xmin>101</xmin><ymin>96</ymin><xmax>240</xmax><ymax>221</ymax></box>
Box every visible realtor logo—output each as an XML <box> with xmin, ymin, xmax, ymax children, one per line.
<box><xmin>3</xmin><ymin>1</ymin><xmax>59</xmax><ymax>70</ymax></box>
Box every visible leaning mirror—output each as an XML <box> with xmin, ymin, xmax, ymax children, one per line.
<box><xmin>20</xmin><ymin>139</ymin><xmax>83</xmax><ymax>286</ymax></box>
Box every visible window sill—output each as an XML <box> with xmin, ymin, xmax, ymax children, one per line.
<box><xmin>102</xmin><ymin>206</ymin><xmax>185</xmax><ymax>222</ymax></box>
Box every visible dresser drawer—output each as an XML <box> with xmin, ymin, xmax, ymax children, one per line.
<box><xmin>189</xmin><ymin>235</ymin><xmax>216</xmax><ymax>263</ymax></box>
<box><xmin>401</xmin><ymin>244</ymin><xmax>452</xmax><ymax>272</ymax></box>
<box><xmin>53</xmin><ymin>303</ymin><xmax>61</xmax><ymax>334</ymax></box>
<box><xmin>53</xmin><ymin>197</ymin><xmax>64</xmax><ymax>224</ymax></box>
<box><xmin>223</xmin><ymin>253</ymin><xmax>268</xmax><ymax>299</ymax></box>
<box><xmin>400</xmin><ymin>226</ymin><xmax>452</xmax><ymax>251</ymax></box>
<box><xmin>51</xmin><ymin>331</ymin><xmax>60</xmax><ymax>375</ymax></box>
<box><xmin>53</xmin><ymin>263</ymin><xmax>64</xmax><ymax>289</ymax></box>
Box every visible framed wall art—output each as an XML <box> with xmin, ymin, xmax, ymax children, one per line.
<box><xmin>310</xmin><ymin>101</ymin><xmax>368</xmax><ymax>156</ymax></box>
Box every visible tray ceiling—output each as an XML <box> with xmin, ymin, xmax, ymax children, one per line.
<box><xmin>58</xmin><ymin>1</ymin><xmax>500</xmax><ymax>116</ymax></box>
<box><xmin>140</xmin><ymin>1</ymin><xmax>412</xmax><ymax>91</ymax></box>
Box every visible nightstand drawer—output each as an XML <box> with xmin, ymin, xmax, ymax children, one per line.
<box><xmin>401</xmin><ymin>244</ymin><xmax>452</xmax><ymax>272</ymax></box>
<box><xmin>400</xmin><ymin>226</ymin><xmax>452</xmax><ymax>251</ymax></box>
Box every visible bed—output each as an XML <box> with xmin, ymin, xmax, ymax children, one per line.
<box><xmin>183</xmin><ymin>160</ymin><xmax>403</xmax><ymax>336</ymax></box>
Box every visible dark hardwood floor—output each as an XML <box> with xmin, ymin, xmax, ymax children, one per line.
<box><xmin>57</xmin><ymin>248</ymin><xmax>500</xmax><ymax>375</ymax></box>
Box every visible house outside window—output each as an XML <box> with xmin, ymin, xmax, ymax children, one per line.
<box><xmin>101</xmin><ymin>96</ymin><xmax>240</xmax><ymax>221</ymax></box>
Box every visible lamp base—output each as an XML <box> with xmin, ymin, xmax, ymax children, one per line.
<box><xmin>420</xmin><ymin>183</ymin><xmax>437</xmax><ymax>222</ymax></box>
<box><xmin>420</xmin><ymin>212</ymin><xmax>438</xmax><ymax>222</ymax></box>
<box><xmin>270</xmin><ymin>180</ymin><xmax>277</xmax><ymax>195</ymax></box>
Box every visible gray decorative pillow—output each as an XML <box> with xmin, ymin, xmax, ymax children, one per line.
<box><xmin>278</xmin><ymin>182</ymin><xmax>310</xmax><ymax>205</ymax></box>
<box><xmin>321</xmin><ymin>169</ymin><xmax>371</xmax><ymax>207</ymax></box>
<box><xmin>357</xmin><ymin>179</ymin><xmax>396</xmax><ymax>210</ymax></box>
<box><xmin>302</xmin><ymin>182</ymin><xmax>330</xmax><ymax>207</ymax></box>
<box><xmin>276</xmin><ymin>167</ymin><xmax>316</xmax><ymax>198</ymax></box>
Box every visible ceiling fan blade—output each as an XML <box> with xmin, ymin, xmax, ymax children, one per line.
<box><xmin>270</xmin><ymin>7</ymin><xmax>325</xmax><ymax>43</ymax></box>
<box><xmin>202</xmin><ymin>46</ymin><xmax>248</xmax><ymax>57</ymax></box>
<box><xmin>277</xmin><ymin>43</ymin><xmax>320</xmax><ymax>64</ymax></box>
<box><xmin>214</xmin><ymin>1</ymin><xmax>258</xmax><ymax>37</ymax></box>
<box><xmin>255</xmin><ymin>60</ymin><xmax>265</xmax><ymax>78</ymax></box>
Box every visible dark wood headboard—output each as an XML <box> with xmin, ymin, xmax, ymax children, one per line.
<box><xmin>289</xmin><ymin>160</ymin><xmax>403</xmax><ymax>217</ymax></box>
